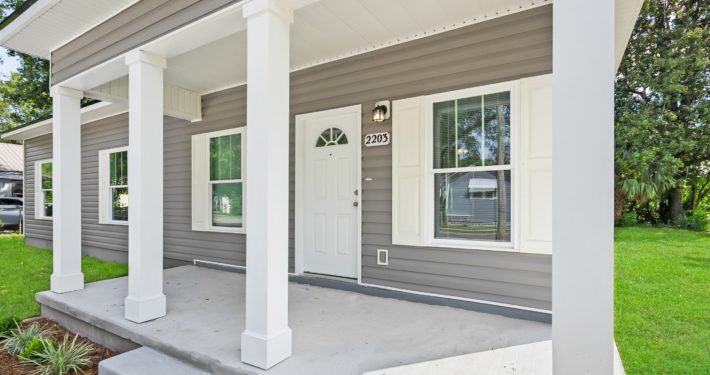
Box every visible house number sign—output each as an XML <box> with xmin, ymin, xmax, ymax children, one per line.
<box><xmin>364</xmin><ymin>132</ymin><xmax>391</xmax><ymax>147</ymax></box>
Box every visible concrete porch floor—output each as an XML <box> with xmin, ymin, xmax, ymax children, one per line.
<box><xmin>36</xmin><ymin>266</ymin><xmax>551</xmax><ymax>374</ymax></box>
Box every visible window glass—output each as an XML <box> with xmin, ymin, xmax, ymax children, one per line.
<box><xmin>41</xmin><ymin>162</ymin><xmax>52</xmax><ymax>190</ymax></box>
<box><xmin>209</xmin><ymin>132</ymin><xmax>243</xmax><ymax>229</ymax></box>
<box><xmin>107</xmin><ymin>150</ymin><xmax>128</xmax><ymax>222</ymax></box>
<box><xmin>212</xmin><ymin>183</ymin><xmax>242</xmax><ymax>228</ymax></box>
<box><xmin>109</xmin><ymin>151</ymin><xmax>128</xmax><ymax>186</ymax></box>
<box><xmin>210</xmin><ymin>134</ymin><xmax>241</xmax><ymax>181</ymax></box>
<box><xmin>433</xmin><ymin>92</ymin><xmax>510</xmax><ymax>169</ymax></box>
<box><xmin>43</xmin><ymin>190</ymin><xmax>53</xmax><ymax>218</ymax></box>
<box><xmin>315</xmin><ymin>128</ymin><xmax>348</xmax><ymax>147</ymax></box>
<box><xmin>434</xmin><ymin>171</ymin><xmax>511</xmax><ymax>242</ymax></box>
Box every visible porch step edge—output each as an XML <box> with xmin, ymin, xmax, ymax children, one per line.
<box><xmin>99</xmin><ymin>347</ymin><xmax>209</xmax><ymax>375</ymax></box>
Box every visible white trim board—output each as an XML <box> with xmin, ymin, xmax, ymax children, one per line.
<box><xmin>295</xmin><ymin>104</ymin><xmax>362</xmax><ymax>283</ymax></box>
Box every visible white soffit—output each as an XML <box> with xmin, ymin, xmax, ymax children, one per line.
<box><xmin>0</xmin><ymin>0</ymin><xmax>138</xmax><ymax>59</ymax></box>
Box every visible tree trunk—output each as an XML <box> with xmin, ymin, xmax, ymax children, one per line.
<box><xmin>668</xmin><ymin>187</ymin><xmax>684</xmax><ymax>223</ymax></box>
<box><xmin>614</xmin><ymin>187</ymin><xmax>625</xmax><ymax>223</ymax></box>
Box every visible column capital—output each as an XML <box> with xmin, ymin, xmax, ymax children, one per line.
<box><xmin>50</xmin><ymin>86</ymin><xmax>83</xmax><ymax>99</ymax></box>
<box><xmin>243</xmin><ymin>0</ymin><xmax>293</xmax><ymax>23</ymax></box>
<box><xmin>125</xmin><ymin>50</ymin><xmax>167</xmax><ymax>69</ymax></box>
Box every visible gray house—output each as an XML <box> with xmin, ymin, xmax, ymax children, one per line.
<box><xmin>0</xmin><ymin>0</ymin><xmax>643</xmax><ymax>373</ymax></box>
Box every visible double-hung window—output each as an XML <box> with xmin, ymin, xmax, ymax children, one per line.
<box><xmin>99</xmin><ymin>147</ymin><xmax>129</xmax><ymax>224</ymax></box>
<box><xmin>432</xmin><ymin>91</ymin><xmax>512</xmax><ymax>244</ymax></box>
<box><xmin>34</xmin><ymin>159</ymin><xmax>53</xmax><ymax>219</ymax></box>
<box><xmin>192</xmin><ymin>128</ymin><xmax>246</xmax><ymax>233</ymax></box>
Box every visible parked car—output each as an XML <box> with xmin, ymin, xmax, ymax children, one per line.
<box><xmin>0</xmin><ymin>197</ymin><xmax>23</xmax><ymax>230</ymax></box>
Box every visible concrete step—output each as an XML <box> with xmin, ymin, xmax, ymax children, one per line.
<box><xmin>99</xmin><ymin>347</ymin><xmax>209</xmax><ymax>375</ymax></box>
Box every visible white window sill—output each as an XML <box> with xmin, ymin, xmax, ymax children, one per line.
<box><xmin>194</xmin><ymin>227</ymin><xmax>246</xmax><ymax>234</ymax></box>
<box><xmin>99</xmin><ymin>220</ymin><xmax>128</xmax><ymax>226</ymax></box>
<box><xmin>429</xmin><ymin>239</ymin><xmax>517</xmax><ymax>253</ymax></box>
<box><xmin>36</xmin><ymin>217</ymin><xmax>52</xmax><ymax>221</ymax></box>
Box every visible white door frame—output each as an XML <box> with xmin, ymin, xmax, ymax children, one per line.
<box><xmin>295</xmin><ymin>104</ymin><xmax>362</xmax><ymax>282</ymax></box>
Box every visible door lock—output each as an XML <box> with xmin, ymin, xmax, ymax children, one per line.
<box><xmin>353</xmin><ymin>201</ymin><xmax>359</xmax><ymax>207</ymax></box>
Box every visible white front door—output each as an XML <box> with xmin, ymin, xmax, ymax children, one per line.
<box><xmin>297</xmin><ymin>106</ymin><xmax>360</xmax><ymax>278</ymax></box>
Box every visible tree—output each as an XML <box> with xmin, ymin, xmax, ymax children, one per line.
<box><xmin>0</xmin><ymin>0</ymin><xmax>51</xmax><ymax>133</ymax></box>
<box><xmin>615</xmin><ymin>0</ymin><xmax>709</xmax><ymax>222</ymax></box>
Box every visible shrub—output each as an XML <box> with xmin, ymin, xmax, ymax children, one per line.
<box><xmin>31</xmin><ymin>334</ymin><xmax>93</xmax><ymax>375</ymax></box>
<box><xmin>619</xmin><ymin>212</ymin><xmax>639</xmax><ymax>226</ymax></box>
<box><xmin>18</xmin><ymin>336</ymin><xmax>54</xmax><ymax>363</ymax></box>
<box><xmin>1</xmin><ymin>322</ymin><xmax>53</xmax><ymax>355</ymax></box>
<box><xmin>678</xmin><ymin>207</ymin><xmax>709</xmax><ymax>232</ymax></box>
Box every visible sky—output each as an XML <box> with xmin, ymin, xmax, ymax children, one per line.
<box><xmin>0</xmin><ymin>48</ymin><xmax>20</xmax><ymax>78</ymax></box>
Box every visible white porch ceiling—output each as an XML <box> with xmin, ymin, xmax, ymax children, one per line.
<box><xmin>0</xmin><ymin>0</ymin><xmax>138</xmax><ymax>59</ymax></box>
<box><xmin>163</xmin><ymin>0</ymin><xmax>550</xmax><ymax>95</ymax></box>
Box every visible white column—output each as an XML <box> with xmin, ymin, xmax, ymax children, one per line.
<box><xmin>241</xmin><ymin>0</ymin><xmax>293</xmax><ymax>369</ymax></box>
<box><xmin>124</xmin><ymin>50</ymin><xmax>167</xmax><ymax>323</ymax></box>
<box><xmin>552</xmin><ymin>1</ymin><xmax>615</xmax><ymax>374</ymax></box>
<box><xmin>50</xmin><ymin>86</ymin><xmax>84</xmax><ymax>293</ymax></box>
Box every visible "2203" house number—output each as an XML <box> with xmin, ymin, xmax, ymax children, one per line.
<box><xmin>364</xmin><ymin>132</ymin><xmax>391</xmax><ymax>147</ymax></box>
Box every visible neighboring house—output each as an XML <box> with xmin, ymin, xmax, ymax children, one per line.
<box><xmin>0</xmin><ymin>0</ymin><xmax>643</xmax><ymax>373</ymax></box>
<box><xmin>0</xmin><ymin>142</ymin><xmax>23</xmax><ymax>198</ymax></box>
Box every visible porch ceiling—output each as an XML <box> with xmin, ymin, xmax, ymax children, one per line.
<box><xmin>0</xmin><ymin>0</ymin><xmax>138</xmax><ymax>59</ymax></box>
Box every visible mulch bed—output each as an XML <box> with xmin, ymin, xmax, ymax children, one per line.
<box><xmin>0</xmin><ymin>318</ymin><xmax>117</xmax><ymax>375</ymax></box>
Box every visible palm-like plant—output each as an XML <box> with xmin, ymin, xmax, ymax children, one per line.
<box><xmin>30</xmin><ymin>334</ymin><xmax>93</xmax><ymax>375</ymax></box>
<box><xmin>1</xmin><ymin>322</ymin><xmax>54</xmax><ymax>355</ymax></box>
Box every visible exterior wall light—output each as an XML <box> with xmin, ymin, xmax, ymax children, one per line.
<box><xmin>372</xmin><ymin>100</ymin><xmax>390</xmax><ymax>122</ymax></box>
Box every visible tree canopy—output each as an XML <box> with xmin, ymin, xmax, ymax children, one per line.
<box><xmin>0</xmin><ymin>0</ymin><xmax>51</xmax><ymax>133</ymax></box>
<box><xmin>615</xmin><ymin>0</ymin><xmax>709</xmax><ymax>225</ymax></box>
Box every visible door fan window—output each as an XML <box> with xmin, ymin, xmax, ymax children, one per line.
<box><xmin>316</xmin><ymin>127</ymin><xmax>348</xmax><ymax>147</ymax></box>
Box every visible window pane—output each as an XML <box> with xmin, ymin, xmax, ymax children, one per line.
<box><xmin>483</xmin><ymin>92</ymin><xmax>511</xmax><ymax>165</ymax></box>
<box><xmin>41</xmin><ymin>162</ymin><xmax>52</xmax><ymax>189</ymax></box>
<box><xmin>112</xmin><ymin>187</ymin><xmax>129</xmax><ymax>221</ymax></box>
<box><xmin>212</xmin><ymin>182</ymin><xmax>242</xmax><ymax>228</ymax></box>
<box><xmin>109</xmin><ymin>151</ymin><xmax>128</xmax><ymax>186</ymax></box>
<box><xmin>44</xmin><ymin>190</ymin><xmax>53</xmax><ymax>218</ymax></box>
<box><xmin>210</xmin><ymin>134</ymin><xmax>241</xmax><ymax>181</ymax></box>
<box><xmin>433</xmin><ymin>91</ymin><xmax>510</xmax><ymax>169</ymax></box>
<box><xmin>434</xmin><ymin>171</ymin><xmax>511</xmax><ymax>242</ymax></box>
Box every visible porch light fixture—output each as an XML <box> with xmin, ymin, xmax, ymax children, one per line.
<box><xmin>372</xmin><ymin>100</ymin><xmax>390</xmax><ymax>123</ymax></box>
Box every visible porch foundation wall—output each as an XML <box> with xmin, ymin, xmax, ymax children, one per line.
<box><xmin>24</xmin><ymin>5</ymin><xmax>553</xmax><ymax>311</ymax></box>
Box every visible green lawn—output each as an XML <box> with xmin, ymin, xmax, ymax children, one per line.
<box><xmin>0</xmin><ymin>235</ymin><xmax>127</xmax><ymax>321</ymax></box>
<box><xmin>615</xmin><ymin>226</ymin><xmax>710</xmax><ymax>374</ymax></box>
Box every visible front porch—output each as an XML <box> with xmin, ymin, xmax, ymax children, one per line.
<box><xmin>36</xmin><ymin>265</ymin><xmax>551</xmax><ymax>374</ymax></box>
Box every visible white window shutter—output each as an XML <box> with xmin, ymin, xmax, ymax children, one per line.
<box><xmin>98</xmin><ymin>150</ymin><xmax>109</xmax><ymax>224</ymax></box>
<box><xmin>519</xmin><ymin>74</ymin><xmax>553</xmax><ymax>254</ymax></box>
<box><xmin>191</xmin><ymin>134</ymin><xmax>209</xmax><ymax>231</ymax></box>
<box><xmin>391</xmin><ymin>96</ymin><xmax>425</xmax><ymax>246</ymax></box>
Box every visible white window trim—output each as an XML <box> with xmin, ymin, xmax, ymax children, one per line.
<box><xmin>34</xmin><ymin>158</ymin><xmax>53</xmax><ymax>221</ymax></box>
<box><xmin>192</xmin><ymin>127</ymin><xmax>247</xmax><ymax>234</ymax></box>
<box><xmin>422</xmin><ymin>80</ymin><xmax>521</xmax><ymax>251</ymax></box>
<box><xmin>98</xmin><ymin>146</ymin><xmax>129</xmax><ymax>225</ymax></box>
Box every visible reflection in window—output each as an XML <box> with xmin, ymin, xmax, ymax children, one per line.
<box><xmin>109</xmin><ymin>151</ymin><xmax>128</xmax><ymax>221</ymax></box>
<box><xmin>432</xmin><ymin>90</ymin><xmax>512</xmax><ymax>242</ymax></box>
<box><xmin>315</xmin><ymin>128</ymin><xmax>348</xmax><ymax>147</ymax></box>
<box><xmin>40</xmin><ymin>162</ymin><xmax>53</xmax><ymax>218</ymax></box>
<box><xmin>435</xmin><ymin>171</ymin><xmax>511</xmax><ymax>242</ymax></box>
<box><xmin>210</xmin><ymin>133</ymin><xmax>243</xmax><ymax>228</ymax></box>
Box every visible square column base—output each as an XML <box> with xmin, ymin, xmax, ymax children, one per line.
<box><xmin>241</xmin><ymin>328</ymin><xmax>292</xmax><ymax>369</ymax></box>
<box><xmin>125</xmin><ymin>294</ymin><xmax>166</xmax><ymax>323</ymax></box>
<box><xmin>50</xmin><ymin>272</ymin><xmax>84</xmax><ymax>293</ymax></box>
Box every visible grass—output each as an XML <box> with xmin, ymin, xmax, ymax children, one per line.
<box><xmin>615</xmin><ymin>226</ymin><xmax>710</xmax><ymax>374</ymax></box>
<box><xmin>0</xmin><ymin>235</ymin><xmax>127</xmax><ymax>321</ymax></box>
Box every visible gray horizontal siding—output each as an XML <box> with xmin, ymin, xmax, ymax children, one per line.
<box><xmin>51</xmin><ymin>0</ymin><xmax>241</xmax><ymax>85</ymax></box>
<box><xmin>288</xmin><ymin>4</ymin><xmax>553</xmax><ymax>310</ymax></box>
<box><xmin>25</xmin><ymin>5</ymin><xmax>552</xmax><ymax>310</ymax></box>
<box><xmin>24</xmin><ymin>135</ymin><xmax>53</xmax><ymax>244</ymax></box>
